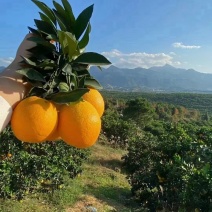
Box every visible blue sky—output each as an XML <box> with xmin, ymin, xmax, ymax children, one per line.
<box><xmin>1</xmin><ymin>0</ymin><xmax>212</xmax><ymax>72</ymax></box>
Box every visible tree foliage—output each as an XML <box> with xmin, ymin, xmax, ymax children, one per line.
<box><xmin>123</xmin><ymin>124</ymin><xmax>212</xmax><ymax>211</ymax></box>
<box><xmin>0</xmin><ymin>127</ymin><xmax>89</xmax><ymax>200</ymax></box>
<box><xmin>18</xmin><ymin>0</ymin><xmax>111</xmax><ymax>103</ymax></box>
<box><xmin>123</xmin><ymin>98</ymin><xmax>155</xmax><ymax>127</ymax></box>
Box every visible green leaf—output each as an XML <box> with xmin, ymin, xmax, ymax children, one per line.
<box><xmin>21</xmin><ymin>56</ymin><xmax>36</xmax><ymax>66</ymax></box>
<box><xmin>32</xmin><ymin>0</ymin><xmax>56</xmax><ymax>24</ymax></box>
<box><xmin>77</xmin><ymin>70</ymin><xmax>90</xmax><ymax>78</ymax></box>
<box><xmin>58</xmin><ymin>82</ymin><xmax>70</xmax><ymax>92</ymax></box>
<box><xmin>72</xmin><ymin>64</ymin><xmax>89</xmax><ymax>72</ymax></box>
<box><xmin>58</xmin><ymin>31</ymin><xmax>78</xmax><ymax>59</ymax></box>
<box><xmin>61</xmin><ymin>0</ymin><xmax>75</xmax><ymax>25</ymax></box>
<box><xmin>37</xmin><ymin>59</ymin><xmax>56</xmax><ymax>68</ymax></box>
<box><xmin>34</xmin><ymin>19</ymin><xmax>57</xmax><ymax>35</ymax></box>
<box><xmin>73</xmin><ymin>52</ymin><xmax>111</xmax><ymax>65</ymax></box>
<box><xmin>27</xmin><ymin>36</ymin><xmax>56</xmax><ymax>49</ymax></box>
<box><xmin>53</xmin><ymin>0</ymin><xmax>66</xmax><ymax>15</ymax></box>
<box><xmin>28</xmin><ymin>87</ymin><xmax>46</xmax><ymax>97</ymax></box>
<box><xmin>51</xmin><ymin>76</ymin><xmax>61</xmax><ymax>86</ymax></box>
<box><xmin>16</xmin><ymin>68</ymin><xmax>46</xmax><ymax>82</ymax></box>
<box><xmin>25</xmin><ymin>78</ymin><xmax>43</xmax><ymax>87</ymax></box>
<box><xmin>53</xmin><ymin>9</ymin><xmax>67</xmax><ymax>31</ymax></box>
<box><xmin>58</xmin><ymin>30</ymin><xmax>66</xmax><ymax>52</ymax></box>
<box><xmin>27</xmin><ymin>45</ymin><xmax>53</xmax><ymax>60</ymax></box>
<box><xmin>39</xmin><ymin>12</ymin><xmax>55</xmax><ymax>28</ymax></box>
<box><xmin>97</xmin><ymin>66</ymin><xmax>103</xmax><ymax>71</ymax></box>
<box><xmin>53</xmin><ymin>0</ymin><xmax>71</xmax><ymax>31</ymax></box>
<box><xmin>74</xmin><ymin>4</ymin><xmax>94</xmax><ymax>40</ymax></box>
<box><xmin>78</xmin><ymin>75</ymin><xmax>86</xmax><ymax>88</ymax></box>
<box><xmin>62</xmin><ymin>63</ymin><xmax>72</xmax><ymax>75</ymax></box>
<box><xmin>57</xmin><ymin>54</ymin><xmax>68</xmax><ymax>68</ymax></box>
<box><xmin>58</xmin><ymin>31</ymin><xmax>70</xmax><ymax>55</ymax></box>
<box><xmin>201</xmin><ymin>163</ymin><xmax>210</xmax><ymax>175</ymax></box>
<box><xmin>48</xmin><ymin>88</ymin><xmax>89</xmax><ymax>103</ymax></box>
<box><xmin>65</xmin><ymin>32</ymin><xmax>78</xmax><ymax>59</ymax></box>
<box><xmin>85</xmin><ymin>78</ymin><xmax>103</xmax><ymax>89</ymax></box>
<box><xmin>79</xmin><ymin>23</ymin><xmax>91</xmax><ymax>50</ymax></box>
<box><xmin>28</xmin><ymin>27</ymin><xmax>41</xmax><ymax>35</ymax></box>
<box><xmin>70</xmin><ymin>74</ymin><xmax>78</xmax><ymax>88</ymax></box>
<box><xmin>46</xmin><ymin>34</ymin><xmax>59</xmax><ymax>42</ymax></box>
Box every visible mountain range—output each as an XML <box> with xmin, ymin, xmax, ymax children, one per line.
<box><xmin>1</xmin><ymin>65</ymin><xmax>212</xmax><ymax>93</ymax></box>
<box><xmin>90</xmin><ymin>64</ymin><xmax>212</xmax><ymax>93</ymax></box>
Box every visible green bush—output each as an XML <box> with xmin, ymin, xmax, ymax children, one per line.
<box><xmin>144</xmin><ymin>120</ymin><xmax>166</xmax><ymax>136</ymax></box>
<box><xmin>123</xmin><ymin>98</ymin><xmax>155</xmax><ymax>127</ymax></box>
<box><xmin>0</xmin><ymin>127</ymin><xmax>90</xmax><ymax>200</ymax></box>
<box><xmin>102</xmin><ymin>108</ymin><xmax>138</xmax><ymax>147</ymax></box>
<box><xmin>123</xmin><ymin>124</ymin><xmax>212</xmax><ymax>211</ymax></box>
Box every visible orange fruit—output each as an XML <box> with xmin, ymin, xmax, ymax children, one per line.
<box><xmin>83</xmin><ymin>88</ymin><xmax>105</xmax><ymax>117</ymax></box>
<box><xmin>58</xmin><ymin>100</ymin><xmax>101</xmax><ymax>148</ymax></box>
<box><xmin>11</xmin><ymin>96</ymin><xmax>58</xmax><ymax>143</ymax></box>
<box><xmin>46</xmin><ymin>103</ymin><xmax>61</xmax><ymax>141</ymax></box>
<box><xmin>46</xmin><ymin>129</ymin><xmax>61</xmax><ymax>141</ymax></box>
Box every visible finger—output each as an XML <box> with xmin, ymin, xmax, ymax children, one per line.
<box><xmin>15</xmin><ymin>33</ymin><xmax>37</xmax><ymax>59</ymax></box>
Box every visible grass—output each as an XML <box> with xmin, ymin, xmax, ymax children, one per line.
<box><xmin>0</xmin><ymin>139</ymin><xmax>139</xmax><ymax>212</ymax></box>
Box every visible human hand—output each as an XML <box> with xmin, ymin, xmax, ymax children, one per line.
<box><xmin>0</xmin><ymin>33</ymin><xmax>36</xmax><ymax>107</ymax></box>
<box><xmin>1</xmin><ymin>33</ymin><xmax>37</xmax><ymax>79</ymax></box>
<box><xmin>13</xmin><ymin>33</ymin><xmax>37</xmax><ymax>65</ymax></box>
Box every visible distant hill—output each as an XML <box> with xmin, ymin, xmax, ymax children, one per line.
<box><xmin>0</xmin><ymin>66</ymin><xmax>5</xmax><ymax>72</ymax></box>
<box><xmin>90</xmin><ymin>64</ymin><xmax>212</xmax><ymax>93</ymax></box>
<box><xmin>1</xmin><ymin>64</ymin><xmax>212</xmax><ymax>93</ymax></box>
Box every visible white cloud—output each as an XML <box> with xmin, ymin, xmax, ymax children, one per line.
<box><xmin>101</xmin><ymin>49</ymin><xmax>180</xmax><ymax>69</ymax></box>
<box><xmin>0</xmin><ymin>57</ymin><xmax>14</xmax><ymax>66</ymax></box>
<box><xmin>172</xmin><ymin>42</ymin><xmax>201</xmax><ymax>49</ymax></box>
<box><xmin>169</xmin><ymin>52</ymin><xmax>176</xmax><ymax>55</ymax></box>
<box><xmin>174</xmin><ymin>61</ymin><xmax>181</xmax><ymax>65</ymax></box>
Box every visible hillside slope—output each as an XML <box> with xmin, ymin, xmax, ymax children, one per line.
<box><xmin>90</xmin><ymin>64</ymin><xmax>212</xmax><ymax>92</ymax></box>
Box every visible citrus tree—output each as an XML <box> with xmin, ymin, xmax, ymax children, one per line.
<box><xmin>123</xmin><ymin>98</ymin><xmax>155</xmax><ymax>127</ymax></box>
<box><xmin>0</xmin><ymin>127</ymin><xmax>90</xmax><ymax>200</ymax></box>
<box><xmin>123</xmin><ymin>123</ymin><xmax>211</xmax><ymax>211</ymax></box>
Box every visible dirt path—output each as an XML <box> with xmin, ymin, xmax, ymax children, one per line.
<box><xmin>65</xmin><ymin>143</ymin><xmax>139</xmax><ymax>212</ymax></box>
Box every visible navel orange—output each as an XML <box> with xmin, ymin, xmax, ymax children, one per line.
<box><xmin>58</xmin><ymin>100</ymin><xmax>101</xmax><ymax>148</ymax></box>
<box><xmin>83</xmin><ymin>88</ymin><xmax>105</xmax><ymax>117</ymax></box>
<box><xmin>11</xmin><ymin>96</ymin><xmax>58</xmax><ymax>143</ymax></box>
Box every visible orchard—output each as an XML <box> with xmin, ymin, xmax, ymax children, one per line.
<box><xmin>0</xmin><ymin>1</ymin><xmax>211</xmax><ymax>211</ymax></box>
